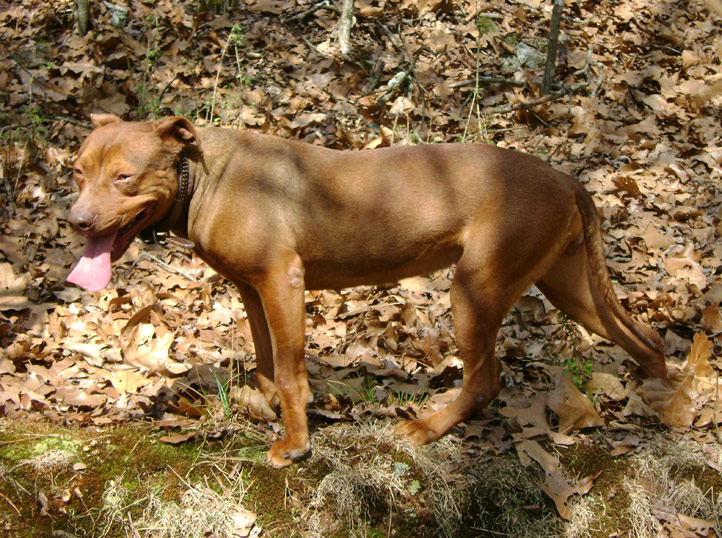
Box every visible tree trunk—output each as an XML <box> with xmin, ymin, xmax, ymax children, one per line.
<box><xmin>542</xmin><ymin>0</ymin><xmax>564</xmax><ymax>95</ymax></box>
<box><xmin>77</xmin><ymin>0</ymin><xmax>90</xmax><ymax>36</ymax></box>
<box><xmin>337</xmin><ymin>0</ymin><xmax>354</xmax><ymax>56</ymax></box>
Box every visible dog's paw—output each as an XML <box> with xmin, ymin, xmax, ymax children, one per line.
<box><xmin>266</xmin><ymin>438</ymin><xmax>312</xmax><ymax>468</ymax></box>
<box><xmin>394</xmin><ymin>419</ymin><xmax>438</xmax><ymax>446</ymax></box>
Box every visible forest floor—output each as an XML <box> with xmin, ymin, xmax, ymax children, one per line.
<box><xmin>1</xmin><ymin>0</ymin><xmax>722</xmax><ymax>536</ymax></box>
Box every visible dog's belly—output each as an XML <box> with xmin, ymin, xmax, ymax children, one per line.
<box><xmin>301</xmin><ymin>241</ymin><xmax>463</xmax><ymax>290</ymax></box>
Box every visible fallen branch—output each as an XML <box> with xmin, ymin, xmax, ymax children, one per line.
<box><xmin>376</xmin><ymin>71</ymin><xmax>408</xmax><ymax>108</ymax></box>
<box><xmin>284</xmin><ymin>0</ymin><xmax>338</xmax><ymax>23</ymax></box>
<box><xmin>487</xmin><ymin>80</ymin><xmax>588</xmax><ymax>115</ymax></box>
<box><xmin>488</xmin><ymin>47</ymin><xmax>603</xmax><ymax>115</ymax></box>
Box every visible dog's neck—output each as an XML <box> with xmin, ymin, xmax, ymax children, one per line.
<box><xmin>139</xmin><ymin>150</ymin><xmax>195</xmax><ymax>248</ymax></box>
<box><xmin>164</xmin><ymin>149</ymin><xmax>192</xmax><ymax>232</ymax></box>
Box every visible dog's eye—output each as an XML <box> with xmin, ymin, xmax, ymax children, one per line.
<box><xmin>115</xmin><ymin>174</ymin><xmax>133</xmax><ymax>183</ymax></box>
<box><xmin>73</xmin><ymin>167</ymin><xmax>84</xmax><ymax>183</ymax></box>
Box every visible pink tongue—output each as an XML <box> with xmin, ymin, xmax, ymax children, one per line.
<box><xmin>66</xmin><ymin>232</ymin><xmax>118</xmax><ymax>291</ymax></box>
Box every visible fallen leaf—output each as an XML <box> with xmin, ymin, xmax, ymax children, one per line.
<box><xmin>229</xmin><ymin>385</ymin><xmax>278</xmax><ymax>420</ymax></box>
<box><xmin>159</xmin><ymin>431</ymin><xmax>195</xmax><ymax>444</ymax></box>
<box><xmin>677</xmin><ymin>513</ymin><xmax>716</xmax><ymax>536</ymax></box>
<box><xmin>230</xmin><ymin>510</ymin><xmax>257</xmax><ymax>538</ymax></box>
<box><xmin>687</xmin><ymin>332</ymin><xmax>714</xmax><ymax>379</ymax></box>
<box><xmin>612</xmin><ymin>175</ymin><xmax>641</xmax><ymax>196</ymax></box>
<box><xmin>638</xmin><ymin>371</ymin><xmax>695</xmax><ymax>428</ymax></box>
<box><xmin>516</xmin><ymin>440</ymin><xmax>593</xmax><ymax>520</ymax></box>
<box><xmin>585</xmin><ymin>372</ymin><xmax>625</xmax><ymax>401</ymax></box>
<box><xmin>548</xmin><ymin>372</ymin><xmax>604</xmax><ymax>433</ymax></box>
<box><xmin>701</xmin><ymin>305</ymin><xmax>722</xmax><ymax>333</ymax></box>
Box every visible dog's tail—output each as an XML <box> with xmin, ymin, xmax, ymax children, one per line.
<box><xmin>573</xmin><ymin>182</ymin><xmax>665</xmax><ymax>359</ymax></box>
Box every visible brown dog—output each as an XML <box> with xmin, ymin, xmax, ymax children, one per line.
<box><xmin>67</xmin><ymin>115</ymin><xmax>667</xmax><ymax>467</ymax></box>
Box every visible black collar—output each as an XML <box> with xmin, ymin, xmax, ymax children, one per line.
<box><xmin>139</xmin><ymin>151</ymin><xmax>195</xmax><ymax>249</ymax></box>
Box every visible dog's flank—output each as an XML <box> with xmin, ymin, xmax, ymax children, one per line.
<box><xmin>68</xmin><ymin>115</ymin><xmax>667</xmax><ymax>468</ymax></box>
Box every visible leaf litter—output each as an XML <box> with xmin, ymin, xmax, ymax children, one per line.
<box><xmin>0</xmin><ymin>0</ymin><xmax>721</xmax><ymax>535</ymax></box>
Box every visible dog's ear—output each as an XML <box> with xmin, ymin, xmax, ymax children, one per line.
<box><xmin>155</xmin><ymin>117</ymin><xmax>199</xmax><ymax>152</ymax></box>
<box><xmin>90</xmin><ymin>113</ymin><xmax>122</xmax><ymax>128</ymax></box>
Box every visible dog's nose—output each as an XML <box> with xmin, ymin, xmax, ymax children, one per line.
<box><xmin>68</xmin><ymin>208</ymin><xmax>96</xmax><ymax>232</ymax></box>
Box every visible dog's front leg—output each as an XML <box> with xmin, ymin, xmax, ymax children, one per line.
<box><xmin>251</xmin><ymin>252</ymin><xmax>311</xmax><ymax>468</ymax></box>
<box><xmin>237</xmin><ymin>282</ymin><xmax>278</xmax><ymax>409</ymax></box>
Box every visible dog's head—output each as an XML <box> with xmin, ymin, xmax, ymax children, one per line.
<box><xmin>67</xmin><ymin>114</ymin><xmax>199</xmax><ymax>291</ymax></box>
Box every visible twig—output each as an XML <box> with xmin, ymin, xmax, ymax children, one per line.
<box><xmin>158</xmin><ymin>73</ymin><xmax>179</xmax><ymax>105</ymax></box>
<box><xmin>49</xmin><ymin>115</ymin><xmax>90</xmax><ymax>127</ymax></box>
<box><xmin>715</xmin><ymin>372</ymin><xmax>721</xmax><ymax>443</ymax></box>
<box><xmin>0</xmin><ymin>490</ymin><xmax>21</xmax><ymax>516</ymax></box>
<box><xmin>301</xmin><ymin>36</ymin><xmax>334</xmax><ymax>59</ymax></box>
<box><xmin>284</xmin><ymin>0</ymin><xmax>338</xmax><ymax>23</ymax></box>
<box><xmin>363</xmin><ymin>59</ymin><xmax>385</xmax><ymax>93</ymax></box>
<box><xmin>488</xmin><ymin>81</ymin><xmax>589</xmax><ymax>115</ymax></box>
<box><xmin>127</xmin><ymin>512</ymin><xmax>141</xmax><ymax>538</ymax></box>
<box><xmin>208</xmin><ymin>38</ymin><xmax>230</xmax><ymax>123</ymax></box>
<box><xmin>462</xmin><ymin>0</ymin><xmax>487</xmax><ymax>143</ymax></box>
<box><xmin>137</xmin><ymin>251</ymin><xmax>200</xmax><ymax>282</ymax></box>
<box><xmin>374</xmin><ymin>21</ymin><xmax>415</xmax><ymax>70</ymax></box>
<box><xmin>448</xmin><ymin>77</ymin><xmax>526</xmax><ymax>88</ymax></box>
<box><xmin>469</xmin><ymin>526</ymin><xmax>512</xmax><ymax>537</ymax></box>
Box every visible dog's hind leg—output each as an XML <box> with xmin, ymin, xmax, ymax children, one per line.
<box><xmin>397</xmin><ymin>248</ymin><xmax>535</xmax><ymax>445</ymax></box>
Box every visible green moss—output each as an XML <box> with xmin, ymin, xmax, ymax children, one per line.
<box><xmin>246</xmin><ymin>462</ymin><xmax>302</xmax><ymax>535</ymax></box>
<box><xmin>0</xmin><ymin>420</ymin><xmax>217</xmax><ymax>537</ymax></box>
<box><xmin>561</xmin><ymin>443</ymin><xmax>634</xmax><ymax>538</ymax></box>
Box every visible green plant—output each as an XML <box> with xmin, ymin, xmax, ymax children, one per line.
<box><xmin>206</xmin><ymin>22</ymin><xmax>248</xmax><ymax>125</ymax></box>
<box><xmin>133</xmin><ymin>13</ymin><xmax>166</xmax><ymax>117</ymax></box>
<box><xmin>196</xmin><ymin>0</ymin><xmax>240</xmax><ymax>13</ymax></box>
<box><xmin>214</xmin><ymin>369</ymin><xmax>232</xmax><ymax>418</ymax></box>
<box><xmin>326</xmin><ymin>376</ymin><xmax>378</xmax><ymax>404</ymax></box>
<box><xmin>390</xmin><ymin>385</ymin><xmax>428</xmax><ymax>408</ymax></box>
<box><xmin>563</xmin><ymin>355</ymin><xmax>593</xmax><ymax>391</ymax></box>
<box><xmin>559</xmin><ymin>314</ymin><xmax>592</xmax><ymax>390</ymax></box>
<box><xmin>476</xmin><ymin>15</ymin><xmax>499</xmax><ymax>35</ymax></box>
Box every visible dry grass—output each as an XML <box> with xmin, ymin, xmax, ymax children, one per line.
<box><xmin>24</xmin><ymin>448</ymin><xmax>76</xmax><ymax>473</ymax></box>
<box><xmin>627</xmin><ymin>437</ymin><xmax>722</xmax><ymax>534</ymax></box>
<box><xmin>565</xmin><ymin>498</ymin><xmax>595</xmax><ymax>538</ymax></box>
<box><xmin>100</xmin><ymin>470</ymin><xmax>256</xmax><ymax>538</ymax></box>
<box><xmin>304</xmin><ymin>421</ymin><xmax>469</xmax><ymax>537</ymax></box>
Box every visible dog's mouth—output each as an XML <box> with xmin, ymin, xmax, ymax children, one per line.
<box><xmin>66</xmin><ymin>205</ymin><xmax>156</xmax><ymax>292</ymax></box>
<box><xmin>111</xmin><ymin>205</ymin><xmax>155</xmax><ymax>261</ymax></box>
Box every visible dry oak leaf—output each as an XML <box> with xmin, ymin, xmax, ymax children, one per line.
<box><xmin>677</xmin><ymin>513</ymin><xmax>716</xmax><ymax>537</ymax></box>
<box><xmin>665</xmin><ymin>243</ymin><xmax>707</xmax><ymax>291</ymax></box>
<box><xmin>548</xmin><ymin>372</ymin><xmax>604</xmax><ymax>433</ymax></box>
<box><xmin>0</xmin><ymin>262</ymin><xmax>32</xmax><ymax>311</ymax></box>
<box><xmin>638</xmin><ymin>333</ymin><xmax>713</xmax><ymax>428</ymax></box>
<box><xmin>516</xmin><ymin>440</ymin><xmax>594</xmax><ymax>520</ymax></box>
<box><xmin>229</xmin><ymin>385</ymin><xmax>278</xmax><ymax>421</ymax></box>
<box><xmin>701</xmin><ymin>305</ymin><xmax>722</xmax><ymax>333</ymax></box>
<box><xmin>501</xmin><ymin>392</ymin><xmax>574</xmax><ymax>445</ymax></box>
<box><xmin>159</xmin><ymin>432</ymin><xmax>196</xmax><ymax>444</ymax></box>
<box><xmin>124</xmin><ymin>323</ymin><xmax>189</xmax><ymax>375</ymax></box>
<box><xmin>585</xmin><ymin>372</ymin><xmax>625</xmax><ymax>401</ymax></box>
